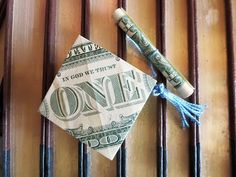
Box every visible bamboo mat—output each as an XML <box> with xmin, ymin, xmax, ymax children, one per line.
<box><xmin>0</xmin><ymin>0</ymin><xmax>235</xmax><ymax>177</ymax></box>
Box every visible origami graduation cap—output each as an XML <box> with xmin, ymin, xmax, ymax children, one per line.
<box><xmin>39</xmin><ymin>35</ymin><xmax>157</xmax><ymax>160</ymax></box>
<box><xmin>39</xmin><ymin>34</ymin><xmax>206</xmax><ymax>159</ymax></box>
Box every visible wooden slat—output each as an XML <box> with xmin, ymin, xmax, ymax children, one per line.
<box><xmin>197</xmin><ymin>0</ymin><xmax>231</xmax><ymax>176</ymax></box>
<box><xmin>1</xmin><ymin>1</ymin><xmax>235</xmax><ymax>176</ymax></box>
<box><xmin>51</xmin><ymin>0</ymin><xmax>82</xmax><ymax>177</ymax></box>
<box><xmin>0</xmin><ymin>20</ymin><xmax>5</xmax><ymax>83</ymax></box>
<box><xmin>126</xmin><ymin>1</ymin><xmax>157</xmax><ymax>177</ymax></box>
<box><xmin>165</xmin><ymin>1</ymin><xmax>189</xmax><ymax>176</ymax></box>
<box><xmin>156</xmin><ymin>0</ymin><xmax>167</xmax><ymax>176</ymax></box>
<box><xmin>187</xmin><ymin>0</ymin><xmax>201</xmax><ymax>176</ymax></box>
<box><xmin>116</xmin><ymin>0</ymin><xmax>127</xmax><ymax>177</ymax></box>
<box><xmin>3</xmin><ymin>0</ymin><xmax>46</xmax><ymax>176</ymax></box>
<box><xmin>81</xmin><ymin>0</ymin><xmax>91</xmax><ymax>176</ymax></box>
<box><xmin>0</xmin><ymin>0</ymin><xmax>6</xmax><ymax>28</ymax></box>
<box><xmin>225</xmin><ymin>0</ymin><xmax>236</xmax><ymax>176</ymax></box>
<box><xmin>0</xmin><ymin>12</ymin><xmax>5</xmax><ymax>177</ymax></box>
<box><xmin>89</xmin><ymin>0</ymin><xmax>117</xmax><ymax>176</ymax></box>
<box><xmin>41</xmin><ymin>1</ymin><xmax>57</xmax><ymax>176</ymax></box>
<box><xmin>3</xmin><ymin>0</ymin><xmax>13</xmax><ymax>175</ymax></box>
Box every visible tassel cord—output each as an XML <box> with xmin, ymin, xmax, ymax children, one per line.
<box><xmin>152</xmin><ymin>83</ymin><xmax>206</xmax><ymax>128</ymax></box>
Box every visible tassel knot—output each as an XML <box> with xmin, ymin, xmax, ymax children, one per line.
<box><xmin>152</xmin><ymin>83</ymin><xmax>206</xmax><ymax>128</ymax></box>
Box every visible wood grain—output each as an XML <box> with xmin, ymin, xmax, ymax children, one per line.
<box><xmin>187</xmin><ymin>0</ymin><xmax>201</xmax><ymax>176</ymax></box>
<box><xmin>1</xmin><ymin>0</ymin><xmax>234</xmax><ymax>176</ymax></box>
<box><xmin>0</xmin><ymin>0</ymin><xmax>6</xmax><ymax>28</ymax></box>
<box><xmin>41</xmin><ymin>1</ymin><xmax>57</xmax><ymax>176</ymax></box>
<box><xmin>156</xmin><ymin>0</ymin><xmax>167</xmax><ymax>176</ymax></box>
<box><xmin>126</xmin><ymin>1</ymin><xmax>157</xmax><ymax>177</ymax></box>
<box><xmin>0</xmin><ymin>13</ymin><xmax>5</xmax><ymax>177</ymax></box>
<box><xmin>52</xmin><ymin>0</ymin><xmax>82</xmax><ymax>176</ymax></box>
<box><xmin>0</xmin><ymin>20</ymin><xmax>5</xmax><ymax>82</ymax></box>
<box><xmin>3</xmin><ymin>0</ymin><xmax>13</xmax><ymax>175</ymax></box>
<box><xmin>232</xmin><ymin>1</ymin><xmax>236</xmax><ymax>167</ymax></box>
<box><xmin>89</xmin><ymin>1</ymin><xmax>117</xmax><ymax>176</ymax></box>
<box><xmin>81</xmin><ymin>1</ymin><xmax>91</xmax><ymax>176</ymax></box>
<box><xmin>165</xmin><ymin>1</ymin><xmax>189</xmax><ymax>176</ymax></box>
<box><xmin>225</xmin><ymin>0</ymin><xmax>236</xmax><ymax>176</ymax></box>
<box><xmin>197</xmin><ymin>0</ymin><xmax>231</xmax><ymax>176</ymax></box>
<box><xmin>5</xmin><ymin>0</ymin><xmax>46</xmax><ymax>176</ymax></box>
<box><xmin>116</xmin><ymin>0</ymin><xmax>127</xmax><ymax>177</ymax></box>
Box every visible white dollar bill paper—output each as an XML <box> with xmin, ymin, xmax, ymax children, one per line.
<box><xmin>39</xmin><ymin>35</ymin><xmax>157</xmax><ymax>160</ymax></box>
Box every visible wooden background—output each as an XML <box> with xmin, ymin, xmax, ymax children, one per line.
<box><xmin>0</xmin><ymin>0</ymin><xmax>235</xmax><ymax>177</ymax></box>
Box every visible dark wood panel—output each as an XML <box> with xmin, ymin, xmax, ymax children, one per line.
<box><xmin>187</xmin><ymin>0</ymin><xmax>201</xmax><ymax>176</ymax></box>
<box><xmin>156</xmin><ymin>0</ymin><xmax>167</xmax><ymax>176</ymax></box>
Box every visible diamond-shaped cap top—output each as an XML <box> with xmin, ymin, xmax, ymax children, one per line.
<box><xmin>39</xmin><ymin>35</ymin><xmax>157</xmax><ymax>160</ymax></box>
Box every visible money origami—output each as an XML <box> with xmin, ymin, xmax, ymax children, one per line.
<box><xmin>39</xmin><ymin>35</ymin><xmax>157</xmax><ymax>160</ymax></box>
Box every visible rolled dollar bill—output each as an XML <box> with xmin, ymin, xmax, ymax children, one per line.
<box><xmin>113</xmin><ymin>8</ymin><xmax>194</xmax><ymax>98</ymax></box>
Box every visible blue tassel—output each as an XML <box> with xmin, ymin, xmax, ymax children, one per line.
<box><xmin>152</xmin><ymin>83</ymin><xmax>206</xmax><ymax>128</ymax></box>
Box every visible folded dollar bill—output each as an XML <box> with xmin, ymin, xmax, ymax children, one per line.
<box><xmin>39</xmin><ymin>35</ymin><xmax>156</xmax><ymax>160</ymax></box>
